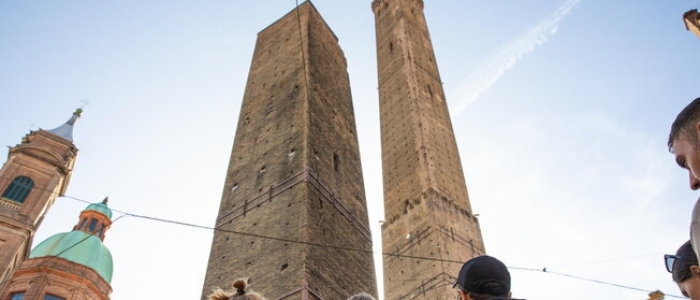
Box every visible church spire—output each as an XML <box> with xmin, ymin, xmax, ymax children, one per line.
<box><xmin>0</xmin><ymin>109</ymin><xmax>82</xmax><ymax>294</ymax></box>
<box><xmin>46</xmin><ymin>108</ymin><xmax>83</xmax><ymax>142</ymax></box>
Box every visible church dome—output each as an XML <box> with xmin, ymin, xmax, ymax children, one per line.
<box><xmin>28</xmin><ymin>200</ymin><xmax>115</xmax><ymax>283</ymax></box>
<box><xmin>29</xmin><ymin>230</ymin><xmax>113</xmax><ymax>283</ymax></box>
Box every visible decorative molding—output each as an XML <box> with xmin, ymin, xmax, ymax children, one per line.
<box><xmin>0</xmin><ymin>198</ymin><xmax>21</xmax><ymax>212</ymax></box>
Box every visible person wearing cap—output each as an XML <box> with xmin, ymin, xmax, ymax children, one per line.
<box><xmin>667</xmin><ymin>240</ymin><xmax>700</xmax><ymax>299</ymax></box>
<box><xmin>453</xmin><ymin>255</ymin><xmax>525</xmax><ymax>300</ymax></box>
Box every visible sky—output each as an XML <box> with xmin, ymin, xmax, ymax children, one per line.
<box><xmin>1</xmin><ymin>1</ymin><xmax>699</xmax><ymax>300</ymax></box>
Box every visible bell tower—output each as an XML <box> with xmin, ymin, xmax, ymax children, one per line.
<box><xmin>0</xmin><ymin>109</ymin><xmax>81</xmax><ymax>291</ymax></box>
<box><xmin>372</xmin><ymin>0</ymin><xmax>485</xmax><ymax>299</ymax></box>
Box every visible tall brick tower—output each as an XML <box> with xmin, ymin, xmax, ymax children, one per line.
<box><xmin>0</xmin><ymin>109</ymin><xmax>81</xmax><ymax>293</ymax></box>
<box><xmin>371</xmin><ymin>1</ymin><xmax>485</xmax><ymax>299</ymax></box>
<box><xmin>201</xmin><ymin>2</ymin><xmax>376</xmax><ymax>300</ymax></box>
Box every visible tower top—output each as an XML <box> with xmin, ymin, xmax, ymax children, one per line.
<box><xmin>84</xmin><ymin>197</ymin><xmax>113</xmax><ymax>219</ymax></box>
<box><xmin>46</xmin><ymin>108</ymin><xmax>83</xmax><ymax>142</ymax></box>
<box><xmin>683</xmin><ymin>9</ymin><xmax>700</xmax><ymax>38</ymax></box>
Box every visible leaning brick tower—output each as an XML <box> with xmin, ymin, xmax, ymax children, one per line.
<box><xmin>372</xmin><ymin>0</ymin><xmax>485</xmax><ymax>299</ymax></box>
<box><xmin>201</xmin><ymin>2</ymin><xmax>376</xmax><ymax>300</ymax></box>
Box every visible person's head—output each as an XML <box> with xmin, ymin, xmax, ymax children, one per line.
<box><xmin>347</xmin><ymin>292</ymin><xmax>376</xmax><ymax>300</ymax></box>
<box><xmin>668</xmin><ymin>240</ymin><xmax>700</xmax><ymax>299</ymax></box>
<box><xmin>207</xmin><ymin>278</ymin><xmax>266</xmax><ymax>300</ymax></box>
<box><xmin>454</xmin><ymin>255</ymin><xmax>512</xmax><ymax>300</ymax></box>
<box><xmin>668</xmin><ymin>97</ymin><xmax>700</xmax><ymax>190</ymax></box>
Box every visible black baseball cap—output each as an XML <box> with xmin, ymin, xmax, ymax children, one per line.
<box><xmin>454</xmin><ymin>255</ymin><xmax>511</xmax><ymax>296</ymax></box>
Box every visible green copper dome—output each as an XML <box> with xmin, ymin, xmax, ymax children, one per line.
<box><xmin>85</xmin><ymin>201</ymin><xmax>112</xmax><ymax>219</ymax></box>
<box><xmin>29</xmin><ymin>231</ymin><xmax>113</xmax><ymax>283</ymax></box>
<box><xmin>28</xmin><ymin>200</ymin><xmax>114</xmax><ymax>283</ymax></box>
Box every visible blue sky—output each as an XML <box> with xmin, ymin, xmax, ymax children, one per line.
<box><xmin>1</xmin><ymin>1</ymin><xmax>699</xmax><ymax>299</ymax></box>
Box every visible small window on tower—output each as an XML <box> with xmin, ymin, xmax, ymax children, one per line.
<box><xmin>43</xmin><ymin>294</ymin><xmax>65</xmax><ymax>300</ymax></box>
<box><xmin>2</xmin><ymin>176</ymin><xmax>34</xmax><ymax>203</ymax></box>
<box><xmin>333</xmin><ymin>153</ymin><xmax>340</xmax><ymax>172</ymax></box>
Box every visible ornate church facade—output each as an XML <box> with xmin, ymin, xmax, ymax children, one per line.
<box><xmin>0</xmin><ymin>111</ymin><xmax>114</xmax><ymax>300</ymax></box>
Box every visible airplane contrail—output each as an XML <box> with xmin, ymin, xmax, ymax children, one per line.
<box><xmin>448</xmin><ymin>0</ymin><xmax>581</xmax><ymax>117</ymax></box>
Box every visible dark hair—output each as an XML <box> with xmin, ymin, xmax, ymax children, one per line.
<box><xmin>673</xmin><ymin>241</ymin><xmax>698</xmax><ymax>283</ymax></box>
<box><xmin>207</xmin><ymin>278</ymin><xmax>266</xmax><ymax>300</ymax></box>
<box><xmin>668</xmin><ymin>97</ymin><xmax>700</xmax><ymax>151</ymax></box>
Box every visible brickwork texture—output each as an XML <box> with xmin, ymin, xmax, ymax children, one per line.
<box><xmin>201</xmin><ymin>2</ymin><xmax>376</xmax><ymax>300</ymax></box>
<box><xmin>0</xmin><ymin>129</ymin><xmax>78</xmax><ymax>293</ymax></box>
<box><xmin>372</xmin><ymin>0</ymin><xmax>486</xmax><ymax>299</ymax></box>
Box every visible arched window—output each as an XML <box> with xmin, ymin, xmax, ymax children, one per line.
<box><xmin>2</xmin><ymin>176</ymin><xmax>34</xmax><ymax>203</ymax></box>
<box><xmin>10</xmin><ymin>292</ymin><xmax>25</xmax><ymax>300</ymax></box>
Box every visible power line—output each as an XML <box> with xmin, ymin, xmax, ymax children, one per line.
<box><xmin>34</xmin><ymin>214</ymin><xmax>127</xmax><ymax>268</ymax></box>
<box><xmin>0</xmin><ymin>214</ymin><xmax>127</xmax><ymax>289</ymax></box>
<box><xmin>508</xmin><ymin>266</ymin><xmax>684</xmax><ymax>299</ymax></box>
<box><xmin>547</xmin><ymin>253</ymin><xmax>664</xmax><ymax>269</ymax></box>
<box><xmin>56</xmin><ymin>194</ymin><xmax>683</xmax><ymax>298</ymax></box>
<box><xmin>0</xmin><ymin>173</ymin><xmax>684</xmax><ymax>298</ymax></box>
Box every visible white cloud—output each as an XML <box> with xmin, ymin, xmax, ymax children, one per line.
<box><xmin>448</xmin><ymin>0</ymin><xmax>581</xmax><ymax>117</ymax></box>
